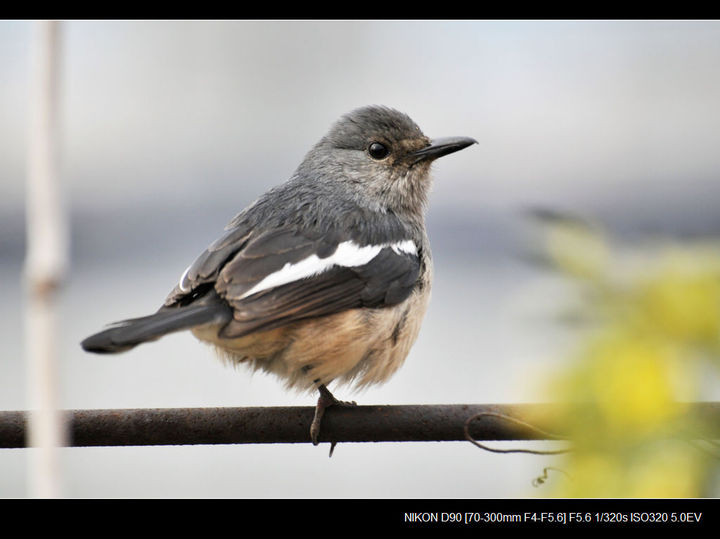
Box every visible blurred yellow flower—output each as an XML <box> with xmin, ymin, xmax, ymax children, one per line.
<box><xmin>543</xmin><ymin>219</ymin><xmax>609</xmax><ymax>280</ymax></box>
<box><xmin>559</xmin><ymin>442</ymin><xmax>706</xmax><ymax>498</ymax></box>
<box><xmin>535</xmin><ymin>218</ymin><xmax>719</xmax><ymax>498</ymax></box>
<box><xmin>591</xmin><ymin>336</ymin><xmax>688</xmax><ymax>433</ymax></box>
<box><xmin>639</xmin><ymin>257</ymin><xmax>720</xmax><ymax>344</ymax></box>
<box><xmin>624</xmin><ymin>442</ymin><xmax>707</xmax><ymax>498</ymax></box>
<box><xmin>550</xmin><ymin>333</ymin><xmax>692</xmax><ymax>447</ymax></box>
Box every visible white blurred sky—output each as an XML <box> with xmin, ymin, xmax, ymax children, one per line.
<box><xmin>2</xmin><ymin>20</ymin><xmax>720</xmax><ymax>219</ymax></box>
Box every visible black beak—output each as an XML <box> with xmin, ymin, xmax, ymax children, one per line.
<box><xmin>411</xmin><ymin>136</ymin><xmax>477</xmax><ymax>164</ymax></box>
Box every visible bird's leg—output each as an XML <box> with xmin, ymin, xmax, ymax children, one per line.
<box><xmin>310</xmin><ymin>383</ymin><xmax>357</xmax><ymax>445</ymax></box>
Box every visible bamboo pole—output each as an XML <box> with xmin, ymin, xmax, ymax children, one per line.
<box><xmin>24</xmin><ymin>20</ymin><xmax>68</xmax><ymax>498</ymax></box>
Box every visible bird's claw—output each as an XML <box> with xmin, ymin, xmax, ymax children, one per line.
<box><xmin>310</xmin><ymin>384</ymin><xmax>356</xmax><ymax>446</ymax></box>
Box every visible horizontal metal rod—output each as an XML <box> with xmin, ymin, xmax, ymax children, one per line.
<box><xmin>1</xmin><ymin>402</ymin><xmax>718</xmax><ymax>448</ymax></box>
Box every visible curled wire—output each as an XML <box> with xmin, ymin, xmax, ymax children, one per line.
<box><xmin>532</xmin><ymin>466</ymin><xmax>572</xmax><ymax>487</ymax></box>
<box><xmin>463</xmin><ymin>411</ymin><xmax>571</xmax><ymax>455</ymax></box>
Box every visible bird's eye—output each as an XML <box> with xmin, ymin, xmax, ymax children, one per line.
<box><xmin>368</xmin><ymin>142</ymin><xmax>389</xmax><ymax>160</ymax></box>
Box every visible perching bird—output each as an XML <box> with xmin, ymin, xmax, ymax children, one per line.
<box><xmin>81</xmin><ymin>105</ymin><xmax>476</xmax><ymax>444</ymax></box>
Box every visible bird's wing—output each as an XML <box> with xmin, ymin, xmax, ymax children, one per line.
<box><xmin>164</xmin><ymin>225</ymin><xmax>315</xmax><ymax>306</ymax></box>
<box><xmin>165</xmin><ymin>226</ymin><xmax>421</xmax><ymax>339</ymax></box>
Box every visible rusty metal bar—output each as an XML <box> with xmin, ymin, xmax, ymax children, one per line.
<box><xmin>1</xmin><ymin>402</ymin><xmax>718</xmax><ymax>448</ymax></box>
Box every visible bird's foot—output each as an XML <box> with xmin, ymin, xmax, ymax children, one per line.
<box><xmin>310</xmin><ymin>384</ymin><xmax>356</xmax><ymax>446</ymax></box>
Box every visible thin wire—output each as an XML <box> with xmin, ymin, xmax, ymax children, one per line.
<box><xmin>464</xmin><ymin>411</ymin><xmax>571</xmax><ymax>455</ymax></box>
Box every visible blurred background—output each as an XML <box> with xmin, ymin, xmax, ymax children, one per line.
<box><xmin>2</xmin><ymin>20</ymin><xmax>720</xmax><ymax>498</ymax></box>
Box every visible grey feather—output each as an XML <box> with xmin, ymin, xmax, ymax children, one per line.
<box><xmin>81</xmin><ymin>291</ymin><xmax>231</xmax><ymax>354</ymax></box>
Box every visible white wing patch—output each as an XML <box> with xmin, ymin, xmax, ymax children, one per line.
<box><xmin>391</xmin><ymin>239</ymin><xmax>417</xmax><ymax>256</ymax></box>
<box><xmin>178</xmin><ymin>265</ymin><xmax>192</xmax><ymax>293</ymax></box>
<box><xmin>239</xmin><ymin>239</ymin><xmax>417</xmax><ymax>299</ymax></box>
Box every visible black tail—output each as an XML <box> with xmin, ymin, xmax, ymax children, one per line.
<box><xmin>81</xmin><ymin>299</ymin><xmax>232</xmax><ymax>354</ymax></box>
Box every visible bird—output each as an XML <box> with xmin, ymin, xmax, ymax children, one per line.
<box><xmin>81</xmin><ymin>105</ymin><xmax>477</xmax><ymax>445</ymax></box>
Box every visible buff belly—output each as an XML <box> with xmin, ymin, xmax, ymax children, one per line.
<box><xmin>191</xmin><ymin>284</ymin><xmax>431</xmax><ymax>392</ymax></box>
